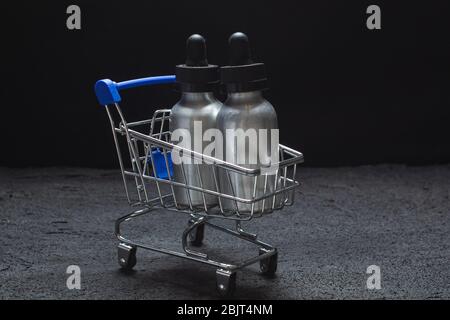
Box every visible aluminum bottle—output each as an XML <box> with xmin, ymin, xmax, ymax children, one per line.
<box><xmin>170</xmin><ymin>34</ymin><xmax>222</xmax><ymax>209</ymax></box>
<box><xmin>217</xmin><ymin>32</ymin><xmax>281</xmax><ymax>214</ymax></box>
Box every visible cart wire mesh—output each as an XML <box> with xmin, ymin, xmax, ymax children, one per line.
<box><xmin>106</xmin><ymin>104</ymin><xmax>304</xmax><ymax>221</ymax></box>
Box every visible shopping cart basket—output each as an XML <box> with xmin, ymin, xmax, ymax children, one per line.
<box><xmin>95</xmin><ymin>75</ymin><xmax>304</xmax><ymax>296</ymax></box>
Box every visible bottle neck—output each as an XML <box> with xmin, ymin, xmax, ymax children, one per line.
<box><xmin>180</xmin><ymin>92</ymin><xmax>216</xmax><ymax>103</ymax></box>
<box><xmin>228</xmin><ymin>91</ymin><xmax>262</xmax><ymax>99</ymax></box>
<box><xmin>226</xmin><ymin>90</ymin><xmax>264</xmax><ymax>105</ymax></box>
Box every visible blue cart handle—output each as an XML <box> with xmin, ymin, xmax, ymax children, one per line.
<box><xmin>95</xmin><ymin>75</ymin><xmax>176</xmax><ymax>106</ymax></box>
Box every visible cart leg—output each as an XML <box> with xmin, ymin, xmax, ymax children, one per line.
<box><xmin>118</xmin><ymin>243</ymin><xmax>137</xmax><ymax>270</ymax></box>
<box><xmin>216</xmin><ymin>269</ymin><xmax>236</xmax><ymax>298</ymax></box>
<box><xmin>259</xmin><ymin>248</ymin><xmax>277</xmax><ymax>277</ymax></box>
<box><xmin>236</xmin><ymin>221</ymin><xmax>257</xmax><ymax>240</ymax></box>
<box><xmin>188</xmin><ymin>218</ymin><xmax>205</xmax><ymax>247</ymax></box>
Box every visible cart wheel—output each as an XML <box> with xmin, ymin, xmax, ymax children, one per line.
<box><xmin>188</xmin><ymin>220</ymin><xmax>205</xmax><ymax>247</ymax></box>
<box><xmin>259</xmin><ymin>248</ymin><xmax>277</xmax><ymax>277</ymax></box>
<box><xmin>216</xmin><ymin>269</ymin><xmax>236</xmax><ymax>298</ymax></box>
<box><xmin>118</xmin><ymin>243</ymin><xmax>137</xmax><ymax>270</ymax></box>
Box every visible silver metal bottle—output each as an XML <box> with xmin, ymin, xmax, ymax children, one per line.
<box><xmin>170</xmin><ymin>34</ymin><xmax>222</xmax><ymax>209</ymax></box>
<box><xmin>217</xmin><ymin>32</ymin><xmax>280</xmax><ymax>214</ymax></box>
<box><xmin>217</xmin><ymin>91</ymin><xmax>279</xmax><ymax>213</ymax></box>
<box><xmin>170</xmin><ymin>92</ymin><xmax>222</xmax><ymax>208</ymax></box>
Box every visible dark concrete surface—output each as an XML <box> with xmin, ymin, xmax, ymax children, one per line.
<box><xmin>0</xmin><ymin>165</ymin><xmax>449</xmax><ymax>299</ymax></box>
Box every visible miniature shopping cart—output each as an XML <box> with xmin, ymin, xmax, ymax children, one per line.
<box><xmin>95</xmin><ymin>75</ymin><xmax>304</xmax><ymax>296</ymax></box>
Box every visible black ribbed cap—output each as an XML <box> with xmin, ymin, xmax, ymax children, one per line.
<box><xmin>220</xmin><ymin>32</ymin><xmax>267</xmax><ymax>93</ymax></box>
<box><xmin>175</xmin><ymin>34</ymin><xmax>219</xmax><ymax>92</ymax></box>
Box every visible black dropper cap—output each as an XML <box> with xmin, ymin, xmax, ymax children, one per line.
<box><xmin>220</xmin><ymin>32</ymin><xmax>267</xmax><ymax>93</ymax></box>
<box><xmin>176</xmin><ymin>34</ymin><xmax>219</xmax><ymax>92</ymax></box>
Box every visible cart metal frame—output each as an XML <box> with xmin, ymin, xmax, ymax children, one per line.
<box><xmin>95</xmin><ymin>75</ymin><xmax>304</xmax><ymax>296</ymax></box>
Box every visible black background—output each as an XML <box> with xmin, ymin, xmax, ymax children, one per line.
<box><xmin>2</xmin><ymin>0</ymin><xmax>449</xmax><ymax>168</ymax></box>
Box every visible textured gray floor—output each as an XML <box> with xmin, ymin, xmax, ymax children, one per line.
<box><xmin>0</xmin><ymin>165</ymin><xmax>449</xmax><ymax>299</ymax></box>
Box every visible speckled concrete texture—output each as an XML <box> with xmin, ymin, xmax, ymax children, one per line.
<box><xmin>0</xmin><ymin>165</ymin><xmax>449</xmax><ymax>299</ymax></box>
